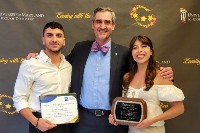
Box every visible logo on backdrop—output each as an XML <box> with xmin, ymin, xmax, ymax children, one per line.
<box><xmin>157</xmin><ymin>60</ymin><xmax>171</xmax><ymax>67</ymax></box>
<box><xmin>0</xmin><ymin>12</ymin><xmax>44</xmax><ymax>21</ymax></box>
<box><xmin>130</xmin><ymin>5</ymin><xmax>157</xmax><ymax>28</ymax></box>
<box><xmin>0</xmin><ymin>94</ymin><xmax>16</xmax><ymax>115</ymax></box>
<box><xmin>160</xmin><ymin>102</ymin><xmax>169</xmax><ymax>110</ymax></box>
<box><xmin>180</xmin><ymin>8</ymin><xmax>200</xmax><ymax>23</ymax></box>
<box><xmin>183</xmin><ymin>58</ymin><xmax>200</xmax><ymax>66</ymax></box>
<box><xmin>55</xmin><ymin>12</ymin><xmax>91</xmax><ymax>20</ymax></box>
<box><xmin>158</xmin><ymin>58</ymin><xmax>200</xmax><ymax>66</ymax></box>
<box><xmin>0</xmin><ymin>57</ymin><xmax>24</xmax><ymax>64</ymax></box>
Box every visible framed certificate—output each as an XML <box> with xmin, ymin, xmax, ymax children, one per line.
<box><xmin>111</xmin><ymin>97</ymin><xmax>147</xmax><ymax>126</ymax></box>
<box><xmin>40</xmin><ymin>93</ymin><xmax>79</xmax><ymax>124</ymax></box>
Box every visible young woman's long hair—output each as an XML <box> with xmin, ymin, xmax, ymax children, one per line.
<box><xmin>123</xmin><ymin>35</ymin><xmax>158</xmax><ymax>92</ymax></box>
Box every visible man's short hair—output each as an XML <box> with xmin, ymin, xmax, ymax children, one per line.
<box><xmin>43</xmin><ymin>21</ymin><xmax>64</xmax><ymax>35</ymax></box>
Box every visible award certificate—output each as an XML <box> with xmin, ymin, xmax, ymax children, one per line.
<box><xmin>40</xmin><ymin>93</ymin><xmax>79</xmax><ymax>124</ymax></box>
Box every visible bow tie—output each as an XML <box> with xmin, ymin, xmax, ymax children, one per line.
<box><xmin>91</xmin><ymin>42</ymin><xmax>110</xmax><ymax>55</ymax></box>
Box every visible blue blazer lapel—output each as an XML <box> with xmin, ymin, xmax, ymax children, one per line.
<box><xmin>110</xmin><ymin>42</ymin><xmax>119</xmax><ymax>90</ymax></box>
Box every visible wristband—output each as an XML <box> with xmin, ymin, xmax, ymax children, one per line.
<box><xmin>35</xmin><ymin>118</ymin><xmax>40</xmax><ymax>127</ymax></box>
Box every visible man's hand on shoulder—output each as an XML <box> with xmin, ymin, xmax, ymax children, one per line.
<box><xmin>25</xmin><ymin>53</ymin><xmax>39</xmax><ymax>60</ymax></box>
<box><xmin>159</xmin><ymin>67</ymin><xmax>173</xmax><ymax>81</ymax></box>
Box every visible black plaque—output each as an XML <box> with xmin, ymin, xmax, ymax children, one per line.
<box><xmin>111</xmin><ymin>97</ymin><xmax>147</xmax><ymax>126</ymax></box>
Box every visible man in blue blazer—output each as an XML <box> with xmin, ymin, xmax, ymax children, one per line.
<box><xmin>66</xmin><ymin>7</ymin><xmax>173</xmax><ymax>133</ymax></box>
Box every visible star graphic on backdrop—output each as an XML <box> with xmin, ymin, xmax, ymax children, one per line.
<box><xmin>133</xmin><ymin>13</ymin><xmax>138</xmax><ymax>18</ymax></box>
<box><xmin>5</xmin><ymin>103</ymin><xmax>11</xmax><ymax>109</ymax></box>
<box><xmin>141</xmin><ymin>16</ymin><xmax>147</xmax><ymax>22</ymax></box>
<box><xmin>148</xmin><ymin>15</ymin><xmax>153</xmax><ymax>21</ymax></box>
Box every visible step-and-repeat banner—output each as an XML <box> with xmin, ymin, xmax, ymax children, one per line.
<box><xmin>0</xmin><ymin>0</ymin><xmax>199</xmax><ymax>133</ymax></box>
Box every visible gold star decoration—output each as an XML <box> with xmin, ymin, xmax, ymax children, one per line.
<box><xmin>133</xmin><ymin>13</ymin><xmax>138</xmax><ymax>18</ymax></box>
<box><xmin>5</xmin><ymin>103</ymin><xmax>11</xmax><ymax>109</ymax></box>
<box><xmin>130</xmin><ymin>5</ymin><xmax>157</xmax><ymax>28</ymax></box>
<box><xmin>148</xmin><ymin>15</ymin><xmax>153</xmax><ymax>21</ymax></box>
<box><xmin>141</xmin><ymin>16</ymin><xmax>147</xmax><ymax>22</ymax></box>
<box><xmin>0</xmin><ymin>94</ymin><xmax>16</xmax><ymax>115</ymax></box>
